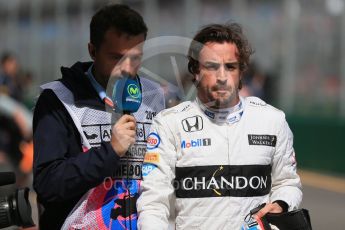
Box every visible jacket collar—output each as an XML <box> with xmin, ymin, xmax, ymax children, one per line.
<box><xmin>195</xmin><ymin>97</ymin><xmax>244</xmax><ymax>124</ymax></box>
<box><xmin>60</xmin><ymin>61</ymin><xmax>105</xmax><ymax>110</ymax></box>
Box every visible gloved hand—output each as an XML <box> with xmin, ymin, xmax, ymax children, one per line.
<box><xmin>241</xmin><ymin>204</ymin><xmax>312</xmax><ymax>230</ymax></box>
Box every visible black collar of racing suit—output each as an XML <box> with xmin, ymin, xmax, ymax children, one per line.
<box><xmin>195</xmin><ymin>96</ymin><xmax>244</xmax><ymax>124</ymax></box>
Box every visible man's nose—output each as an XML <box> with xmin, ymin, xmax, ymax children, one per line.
<box><xmin>120</xmin><ymin>57</ymin><xmax>134</xmax><ymax>76</ymax></box>
<box><xmin>217</xmin><ymin>65</ymin><xmax>228</xmax><ymax>82</ymax></box>
<box><xmin>217</xmin><ymin>79</ymin><xmax>227</xmax><ymax>85</ymax></box>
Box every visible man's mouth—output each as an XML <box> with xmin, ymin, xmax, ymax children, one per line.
<box><xmin>214</xmin><ymin>89</ymin><xmax>228</xmax><ymax>92</ymax></box>
<box><xmin>212</xmin><ymin>85</ymin><xmax>230</xmax><ymax>92</ymax></box>
<box><xmin>213</xmin><ymin>90</ymin><xmax>229</xmax><ymax>98</ymax></box>
<box><xmin>213</xmin><ymin>88</ymin><xmax>230</xmax><ymax>94</ymax></box>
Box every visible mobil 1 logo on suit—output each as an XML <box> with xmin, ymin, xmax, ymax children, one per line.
<box><xmin>181</xmin><ymin>115</ymin><xmax>203</xmax><ymax>132</ymax></box>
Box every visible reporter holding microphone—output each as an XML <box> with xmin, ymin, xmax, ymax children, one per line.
<box><xmin>33</xmin><ymin>4</ymin><xmax>165</xmax><ymax>230</ymax></box>
<box><xmin>111</xmin><ymin>114</ymin><xmax>137</xmax><ymax>158</ymax></box>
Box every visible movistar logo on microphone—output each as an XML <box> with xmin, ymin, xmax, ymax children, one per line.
<box><xmin>112</xmin><ymin>76</ymin><xmax>142</xmax><ymax>113</ymax></box>
<box><xmin>127</xmin><ymin>84</ymin><xmax>140</xmax><ymax>98</ymax></box>
<box><xmin>181</xmin><ymin>138</ymin><xmax>211</xmax><ymax>149</ymax></box>
<box><xmin>125</xmin><ymin>83</ymin><xmax>141</xmax><ymax>104</ymax></box>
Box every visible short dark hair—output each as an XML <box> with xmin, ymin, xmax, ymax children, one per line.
<box><xmin>188</xmin><ymin>23</ymin><xmax>254</xmax><ymax>76</ymax></box>
<box><xmin>90</xmin><ymin>4</ymin><xmax>148</xmax><ymax>48</ymax></box>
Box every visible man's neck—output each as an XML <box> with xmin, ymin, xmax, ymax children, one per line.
<box><xmin>198</xmin><ymin>95</ymin><xmax>240</xmax><ymax>110</ymax></box>
<box><xmin>195</xmin><ymin>97</ymin><xmax>244</xmax><ymax>124</ymax></box>
<box><xmin>205</xmin><ymin>99</ymin><xmax>240</xmax><ymax>112</ymax></box>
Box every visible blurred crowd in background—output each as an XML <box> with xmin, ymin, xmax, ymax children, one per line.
<box><xmin>0</xmin><ymin>51</ymin><xmax>34</xmax><ymax>191</ymax></box>
<box><xmin>1</xmin><ymin>0</ymin><xmax>345</xmax><ymax>188</ymax></box>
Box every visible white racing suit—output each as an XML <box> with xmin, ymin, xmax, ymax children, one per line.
<box><xmin>137</xmin><ymin>96</ymin><xmax>302</xmax><ymax>230</ymax></box>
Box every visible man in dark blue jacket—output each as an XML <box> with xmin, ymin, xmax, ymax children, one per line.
<box><xmin>33</xmin><ymin>4</ymin><xmax>165</xmax><ymax>229</ymax></box>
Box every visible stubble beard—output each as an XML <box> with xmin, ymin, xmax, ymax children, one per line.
<box><xmin>206</xmin><ymin>86</ymin><xmax>239</xmax><ymax>109</ymax></box>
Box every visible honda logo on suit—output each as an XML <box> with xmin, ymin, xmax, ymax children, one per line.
<box><xmin>181</xmin><ymin>116</ymin><xmax>203</xmax><ymax>132</ymax></box>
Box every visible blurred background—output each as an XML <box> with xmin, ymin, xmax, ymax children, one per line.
<box><xmin>0</xmin><ymin>0</ymin><xmax>344</xmax><ymax>229</ymax></box>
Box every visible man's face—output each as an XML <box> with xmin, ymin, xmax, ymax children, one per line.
<box><xmin>89</xmin><ymin>28</ymin><xmax>145</xmax><ymax>86</ymax></box>
<box><xmin>195</xmin><ymin>42</ymin><xmax>241</xmax><ymax>109</ymax></box>
<box><xmin>3</xmin><ymin>57</ymin><xmax>18</xmax><ymax>77</ymax></box>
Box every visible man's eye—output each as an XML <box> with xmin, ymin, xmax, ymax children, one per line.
<box><xmin>131</xmin><ymin>55</ymin><xmax>142</xmax><ymax>62</ymax></box>
<box><xmin>110</xmin><ymin>55</ymin><xmax>122</xmax><ymax>61</ymax></box>
<box><xmin>225</xmin><ymin>64</ymin><xmax>238</xmax><ymax>70</ymax></box>
<box><xmin>204</xmin><ymin>63</ymin><xmax>219</xmax><ymax>70</ymax></box>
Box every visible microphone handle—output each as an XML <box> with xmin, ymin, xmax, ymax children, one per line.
<box><xmin>123</xmin><ymin>109</ymin><xmax>133</xmax><ymax>229</ymax></box>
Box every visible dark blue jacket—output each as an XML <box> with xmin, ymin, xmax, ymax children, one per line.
<box><xmin>33</xmin><ymin>62</ymin><xmax>120</xmax><ymax>229</ymax></box>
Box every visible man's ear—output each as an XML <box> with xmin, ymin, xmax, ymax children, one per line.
<box><xmin>239</xmin><ymin>74</ymin><xmax>243</xmax><ymax>89</ymax></box>
<box><xmin>195</xmin><ymin>73</ymin><xmax>201</xmax><ymax>82</ymax></box>
<box><xmin>193</xmin><ymin>73</ymin><xmax>201</xmax><ymax>87</ymax></box>
<box><xmin>88</xmin><ymin>43</ymin><xmax>96</xmax><ymax>60</ymax></box>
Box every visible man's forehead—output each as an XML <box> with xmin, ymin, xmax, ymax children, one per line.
<box><xmin>199</xmin><ymin>41</ymin><xmax>239</xmax><ymax>61</ymax></box>
<box><xmin>103</xmin><ymin>29</ymin><xmax>145</xmax><ymax>50</ymax></box>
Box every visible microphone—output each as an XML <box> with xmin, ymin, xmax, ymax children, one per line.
<box><xmin>0</xmin><ymin>172</ymin><xmax>16</xmax><ymax>186</ymax></box>
<box><xmin>112</xmin><ymin>76</ymin><xmax>142</xmax><ymax>114</ymax></box>
<box><xmin>111</xmin><ymin>76</ymin><xmax>142</xmax><ymax>229</ymax></box>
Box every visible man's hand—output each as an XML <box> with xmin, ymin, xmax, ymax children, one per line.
<box><xmin>111</xmin><ymin>115</ymin><xmax>136</xmax><ymax>157</ymax></box>
<box><xmin>254</xmin><ymin>202</ymin><xmax>283</xmax><ymax>219</ymax></box>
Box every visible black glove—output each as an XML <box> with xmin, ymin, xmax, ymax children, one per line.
<box><xmin>262</xmin><ymin>209</ymin><xmax>312</xmax><ymax>230</ymax></box>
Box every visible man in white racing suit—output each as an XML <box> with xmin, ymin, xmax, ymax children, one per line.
<box><xmin>137</xmin><ymin>23</ymin><xmax>302</xmax><ymax>229</ymax></box>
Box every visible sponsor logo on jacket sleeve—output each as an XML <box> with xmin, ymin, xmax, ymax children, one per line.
<box><xmin>146</xmin><ymin>132</ymin><xmax>160</xmax><ymax>150</ymax></box>
<box><xmin>142</xmin><ymin>163</ymin><xmax>158</xmax><ymax>177</ymax></box>
<box><xmin>143</xmin><ymin>152</ymin><xmax>160</xmax><ymax>164</ymax></box>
